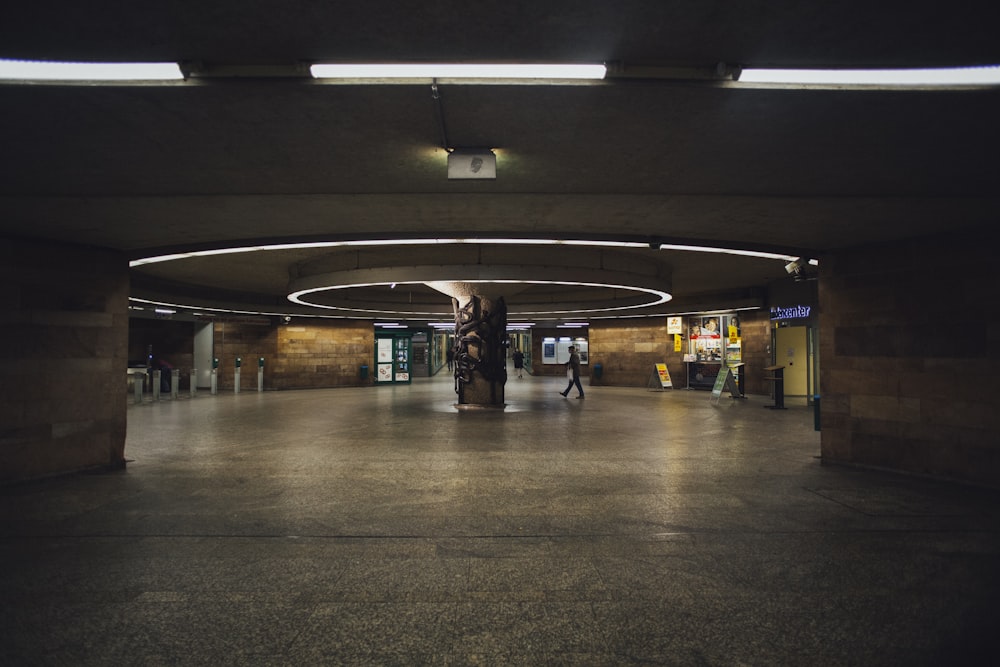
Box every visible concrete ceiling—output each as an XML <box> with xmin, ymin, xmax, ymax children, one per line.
<box><xmin>2</xmin><ymin>2</ymin><xmax>998</xmax><ymax>325</ymax></box>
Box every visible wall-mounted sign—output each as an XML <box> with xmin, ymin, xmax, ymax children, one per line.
<box><xmin>667</xmin><ymin>317</ymin><xmax>683</xmax><ymax>334</ymax></box>
<box><xmin>770</xmin><ymin>305</ymin><xmax>812</xmax><ymax>320</ymax></box>
<box><xmin>674</xmin><ymin>334</ymin><xmax>682</xmax><ymax>352</ymax></box>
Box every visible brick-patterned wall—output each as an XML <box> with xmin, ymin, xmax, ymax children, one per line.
<box><xmin>213</xmin><ymin>321</ymin><xmax>278</xmax><ymax>391</ymax></box>
<box><xmin>273</xmin><ymin>320</ymin><xmax>372</xmax><ymax>389</ymax></box>
<box><xmin>589</xmin><ymin>319</ymin><xmax>675</xmax><ymax>387</ymax></box>
<box><xmin>211</xmin><ymin>320</ymin><xmax>372</xmax><ymax>390</ymax></box>
<box><xmin>1</xmin><ymin>238</ymin><xmax>128</xmax><ymax>483</ymax></box>
<box><xmin>820</xmin><ymin>232</ymin><xmax>1000</xmax><ymax>487</ymax></box>
<box><xmin>737</xmin><ymin>310</ymin><xmax>771</xmax><ymax>397</ymax></box>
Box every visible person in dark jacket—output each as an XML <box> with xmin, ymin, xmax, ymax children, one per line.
<box><xmin>559</xmin><ymin>346</ymin><xmax>584</xmax><ymax>399</ymax></box>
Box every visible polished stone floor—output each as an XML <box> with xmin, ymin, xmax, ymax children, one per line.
<box><xmin>2</xmin><ymin>374</ymin><xmax>1000</xmax><ymax>666</ymax></box>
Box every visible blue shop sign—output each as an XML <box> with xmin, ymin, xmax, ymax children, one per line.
<box><xmin>770</xmin><ymin>305</ymin><xmax>811</xmax><ymax>320</ymax></box>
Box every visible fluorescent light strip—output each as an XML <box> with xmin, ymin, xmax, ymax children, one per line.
<box><xmin>0</xmin><ymin>59</ymin><xmax>184</xmax><ymax>81</ymax></box>
<box><xmin>739</xmin><ymin>65</ymin><xmax>1000</xmax><ymax>87</ymax></box>
<box><xmin>130</xmin><ymin>297</ymin><xmax>367</xmax><ymax>321</ymax></box>
<box><xmin>310</xmin><ymin>63</ymin><xmax>606</xmax><ymax>80</ymax></box>
<box><xmin>130</xmin><ymin>239</ymin><xmax>798</xmax><ymax>267</ymax></box>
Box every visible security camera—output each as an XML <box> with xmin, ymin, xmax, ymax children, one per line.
<box><xmin>784</xmin><ymin>259</ymin><xmax>805</xmax><ymax>275</ymax></box>
<box><xmin>282</xmin><ymin>315</ymin><xmax>292</xmax><ymax>323</ymax></box>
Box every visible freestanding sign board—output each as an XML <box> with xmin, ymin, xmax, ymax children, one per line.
<box><xmin>711</xmin><ymin>366</ymin><xmax>744</xmax><ymax>401</ymax></box>
<box><xmin>648</xmin><ymin>363</ymin><xmax>673</xmax><ymax>390</ymax></box>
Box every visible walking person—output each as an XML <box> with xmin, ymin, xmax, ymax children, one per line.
<box><xmin>512</xmin><ymin>348</ymin><xmax>525</xmax><ymax>378</ymax></box>
<box><xmin>560</xmin><ymin>345</ymin><xmax>585</xmax><ymax>399</ymax></box>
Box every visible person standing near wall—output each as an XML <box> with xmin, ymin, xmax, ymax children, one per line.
<box><xmin>560</xmin><ymin>345</ymin><xmax>584</xmax><ymax>399</ymax></box>
<box><xmin>151</xmin><ymin>357</ymin><xmax>173</xmax><ymax>392</ymax></box>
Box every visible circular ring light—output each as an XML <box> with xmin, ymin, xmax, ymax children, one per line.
<box><xmin>286</xmin><ymin>260</ymin><xmax>672</xmax><ymax>317</ymax></box>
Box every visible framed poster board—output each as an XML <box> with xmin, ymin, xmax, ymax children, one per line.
<box><xmin>648</xmin><ymin>363</ymin><xmax>673</xmax><ymax>390</ymax></box>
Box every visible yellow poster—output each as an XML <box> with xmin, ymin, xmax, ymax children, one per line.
<box><xmin>655</xmin><ymin>363</ymin><xmax>672</xmax><ymax>387</ymax></box>
<box><xmin>673</xmin><ymin>334</ymin><xmax>682</xmax><ymax>352</ymax></box>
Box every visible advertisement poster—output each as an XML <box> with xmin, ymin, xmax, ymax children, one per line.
<box><xmin>690</xmin><ymin>317</ymin><xmax>721</xmax><ymax>339</ymax></box>
<box><xmin>655</xmin><ymin>363</ymin><xmax>672</xmax><ymax>388</ymax></box>
<box><xmin>377</xmin><ymin>338</ymin><xmax>393</xmax><ymax>362</ymax></box>
<box><xmin>543</xmin><ymin>342</ymin><xmax>556</xmax><ymax>362</ymax></box>
<box><xmin>377</xmin><ymin>364</ymin><xmax>393</xmax><ymax>382</ymax></box>
<box><xmin>667</xmin><ymin>316</ymin><xmax>683</xmax><ymax>334</ymax></box>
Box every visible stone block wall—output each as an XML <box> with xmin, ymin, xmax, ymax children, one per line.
<box><xmin>589</xmin><ymin>319</ymin><xmax>675</xmax><ymax>387</ymax></box>
<box><xmin>1</xmin><ymin>238</ymin><xmax>128</xmax><ymax>483</ymax></box>
<box><xmin>213</xmin><ymin>321</ymin><xmax>278</xmax><ymax>392</ymax></box>
<box><xmin>272</xmin><ymin>321</ymin><xmax>372</xmax><ymax>389</ymax></box>
<box><xmin>210</xmin><ymin>320</ymin><xmax>372</xmax><ymax>390</ymax></box>
<box><xmin>737</xmin><ymin>310</ymin><xmax>771</xmax><ymax>397</ymax></box>
<box><xmin>819</xmin><ymin>231</ymin><xmax>1000</xmax><ymax>487</ymax></box>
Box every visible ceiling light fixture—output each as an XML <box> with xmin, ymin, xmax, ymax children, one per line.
<box><xmin>448</xmin><ymin>149</ymin><xmax>497</xmax><ymax>180</ymax></box>
<box><xmin>737</xmin><ymin>65</ymin><xmax>1000</xmax><ymax>87</ymax></box>
<box><xmin>288</xmin><ymin>279</ymin><xmax>671</xmax><ymax>316</ymax></box>
<box><xmin>0</xmin><ymin>59</ymin><xmax>184</xmax><ymax>82</ymax></box>
<box><xmin>309</xmin><ymin>63</ymin><xmax>606</xmax><ymax>81</ymax></box>
<box><xmin>130</xmin><ymin>238</ymin><xmax>799</xmax><ymax>267</ymax></box>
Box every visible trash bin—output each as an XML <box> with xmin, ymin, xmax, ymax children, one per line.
<box><xmin>593</xmin><ymin>363</ymin><xmax>603</xmax><ymax>380</ymax></box>
<box><xmin>360</xmin><ymin>365</ymin><xmax>369</xmax><ymax>380</ymax></box>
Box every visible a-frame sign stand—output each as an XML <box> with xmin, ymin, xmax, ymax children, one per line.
<box><xmin>648</xmin><ymin>363</ymin><xmax>673</xmax><ymax>391</ymax></box>
<box><xmin>711</xmin><ymin>366</ymin><xmax>746</xmax><ymax>403</ymax></box>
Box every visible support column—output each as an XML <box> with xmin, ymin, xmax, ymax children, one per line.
<box><xmin>1</xmin><ymin>238</ymin><xmax>129</xmax><ymax>482</ymax></box>
<box><xmin>451</xmin><ymin>293</ymin><xmax>508</xmax><ymax>407</ymax></box>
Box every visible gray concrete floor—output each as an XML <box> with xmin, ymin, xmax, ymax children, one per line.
<box><xmin>2</xmin><ymin>374</ymin><xmax>1000</xmax><ymax>666</ymax></box>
